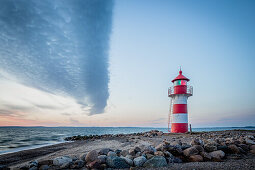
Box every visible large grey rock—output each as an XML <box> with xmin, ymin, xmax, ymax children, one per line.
<box><xmin>134</xmin><ymin>156</ymin><xmax>147</xmax><ymax>167</ymax></box>
<box><xmin>85</xmin><ymin>150</ymin><xmax>98</xmax><ymax>163</ymax></box>
<box><xmin>246</xmin><ymin>139</ymin><xmax>255</xmax><ymax>145</ymax></box>
<box><xmin>144</xmin><ymin>145</ymin><xmax>156</xmax><ymax>154</ymax></box>
<box><xmin>209</xmin><ymin>150</ymin><xmax>225</xmax><ymax>161</ymax></box>
<box><xmin>183</xmin><ymin>147</ymin><xmax>199</xmax><ymax>157</ymax></box>
<box><xmin>107</xmin><ymin>151</ymin><xmax>117</xmax><ymax>157</ymax></box>
<box><xmin>98</xmin><ymin>155</ymin><xmax>107</xmax><ymax>164</ymax></box>
<box><xmin>53</xmin><ymin>156</ymin><xmax>72</xmax><ymax>166</ymax></box>
<box><xmin>106</xmin><ymin>156</ymin><xmax>130</xmax><ymax>169</ymax></box>
<box><xmin>143</xmin><ymin>156</ymin><xmax>167</xmax><ymax>168</ymax></box>
<box><xmin>70</xmin><ymin>160</ymin><xmax>85</xmax><ymax>169</ymax></box>
<box><xmin>39</xmin><ymin>165</ymin><xmax>49</xmax><ymax>170</ymax></box>
<box><xmin>200</xmin><ymin>152</ymin><xmax>212</xmax><ymax>161</ymax></box>
<box><xmin>121</xmin><ymin>156</ymin><xmax>133</xmax><ymax>166</ymax></box>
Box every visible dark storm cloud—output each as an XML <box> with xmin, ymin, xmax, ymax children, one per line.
<box><xmin>0</xmin><ymin>0</ymin><xmax>114</xmax><ymax>114</ymax></box>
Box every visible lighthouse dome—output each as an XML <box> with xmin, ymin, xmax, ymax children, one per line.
<box><xmin>171</xmin><ymin>70</ymin><xmax>190</xmax><ymax>82</ymax></box>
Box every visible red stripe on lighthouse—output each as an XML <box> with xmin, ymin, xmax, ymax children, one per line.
<box><xmin>173</xmin><ymin>104</ymin><xmax>187</xmax><ymax>113</ymax></box>
<box><xmin>171</xmin><ymin>123</ymin><xmax>188</xmax><ymax>133</ymax></box>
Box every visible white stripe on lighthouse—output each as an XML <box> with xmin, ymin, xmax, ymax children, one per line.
<box><xmin>171</xmin><ymin>113</ymin><xmax>188</xmax><ymax>123</ymax></box>
<box><xmin>173</xmin><ymin>95</ymin><xmax>187</xmax><ymax>104</ymax></box>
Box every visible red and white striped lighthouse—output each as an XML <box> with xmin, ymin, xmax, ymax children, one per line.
<box><xmin>168</xmin><ymin>69</ymin><xmax>193</xmax><ymax>133</ymax></box>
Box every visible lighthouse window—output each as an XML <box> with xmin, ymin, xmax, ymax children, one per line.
<box><xmin>174</xmin><ymin>80</ymin><xmax>187</xmax><ymax>86</ymax></box>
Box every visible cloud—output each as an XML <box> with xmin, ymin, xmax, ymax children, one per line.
<box><xmin>0</xmin><ymin>0</ymin><xmax>114</xmax><ymax>115</ymax></box>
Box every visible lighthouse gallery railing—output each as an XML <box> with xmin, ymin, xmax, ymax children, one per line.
<box><xmin>168</xmin><ymin>85</ymin><xmax>193</xmax><ymax>96</ymax></box>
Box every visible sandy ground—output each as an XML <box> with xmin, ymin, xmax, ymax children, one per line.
<box><xmin>0</xmin><ymin>131</ymin><xmax>255</xmax><ymax>169</ymax></box>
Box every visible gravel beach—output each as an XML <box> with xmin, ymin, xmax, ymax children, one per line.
<box><xmin>1</xmin><ymin>130</ymin><xmax>255</xmax><ymax>170</ymax></box>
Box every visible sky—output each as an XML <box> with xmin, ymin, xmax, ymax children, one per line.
<box><xmin>0</xmin><ymin>0</ymin><xmax>255</xmax><ymax>127</ymax></box>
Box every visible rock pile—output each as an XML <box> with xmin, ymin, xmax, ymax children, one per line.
<box><xmin>17</xmin><ymin>132</ymin><xmax>255</xmax><ymax>170</ymax></box>
<box><xmin>64</xmin><ymin>130</ymin><xmax>164</xmax><ymax>141</ymax></box>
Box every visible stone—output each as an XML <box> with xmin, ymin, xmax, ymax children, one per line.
<box><xmin>250</xmin><ymin>150</ymin><xmax>255</xmax><ymax>154</ymax></box>
<box><xmin>163</xmin><ymin>151</ymin><xmax>173</xmax><ymax>158</ymax></box>
<box><xmin>120</xmin><ymin>150</ymin><xmax>129</xmax><ymax>157</ymax></box>
<box><xmin>143</xmin><ymin>156</ymin><xmax>167</xmax><ymax>168</ymax></box>
<box><xmin>200</xmin><ymin>152</ymin><xmax>212</xmax><ymax>161</ymax></box>
<box><xmin>85</xmin><ymin>150</ymin><xmax>98</xmax><ymax>163</ymax></box>
<box><xmin>189</xmin><ymin>155</ymin><xmax>203</xmax><ymax>162</ymax></box>
<box><xmin>126</xmin><ymin>154</ymin><xmax>134</xmax><ymax>160</ymax></box>
<box><xmin>134</xmin><ymin>156</ymin><xmax>147</xmax><ymax>167</ymax></box>
<box><xmin>87</xmin><ymin>160</ymin><xmax>101</xmax><ymax>169</ymax></box>
<box><xmin>98</xmin><ymin>155</ymin><xmax>107</xmax><ymax>164</ymax></box>
<box><xmin>99</xmin><ymin>148</ymin><xmax>112</xmax><ymax>155</ymax></box>
<box><xmin>39</xmin><ymin>165</ymin><xmax>49</xmax><ymax>170</ymax></box>
<box><xmin>183</xmin><ymin>147</ymin><xmax>199</xmax><ymax>157</ymax></box>
<box><xmin>193</xmin><ymin>145</ymin><xmax>204</xmax><ymax>152</ymax></box>
<box><xmin>190</xmin><ymin>138</ymin><xmax>204</xmax><ymax>146</ymax></box>
<box><xmin>209</xmin><ymin>150</ymin><xmax>225</xmax><ymax>161</ymax></box>
<box><xmin>29</xmin><ymin>167</ymin><xmax>37</xmax><ymax>170</ymax></box>
<box><xmin>53</xmin><ymin>156</ymin><xmax>72</xmax><ymax>166</ymax></box>
<box><xmin>204</xmin><ymin>143</ymin><xmax>217</xmax><ymax>152</ymax></box>
<box><xmin>144</xmin><ymin>145</ymin><xmax>156</xmax><ymax>154</ymax></box>
<box><xmin>181</xmin><ymin>144</ymin><xmax>192</xmax><ymax>150</ymax></box>
<box><xmin>228</xmin><ymin>144</ymin><xmax>240</xmax><ymax>154</ymax></box>
<box><xmin>108</xmin><ymin>151</ymin><xmax>117</xmax><ymax>157</ymax></box>
<box><xmin>121</xmin><ymin>156</ymin><xmax>133</xmax><ymax>166</ymax></box>
<box><xmin>246</xmin><ymin>139</ymin><xmax>255</xmax><ymax>145</ymax></box>
<box><xmin>154</xmin><ymin>151</ymin><xmax>164</xmax><ymax>156</ymax></box>
<box><xmin>217</xmin><ymin>145</ymin><xmax>230</xmax><ymax>153</ymax></box>
<box><xmin>106</xmin><ymin>156</ymin><xmax>130</xmax><ymax>169</ymax></box>
<box><xmin>70</xmin><ymin>160</ymin><xmax>85</xmax><ymax>169</ymax></box>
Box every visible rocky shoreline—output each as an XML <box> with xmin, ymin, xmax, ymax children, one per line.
<box><xmin>1</xmin><ymin>130</ymin><xmax>255</xmax><ymax>170</ymax></box>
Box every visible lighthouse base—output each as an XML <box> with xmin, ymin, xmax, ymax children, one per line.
<box><xmin>171</xmin><ymin>123</ymin><xmax>188</xmax><ymax>133</ymax></box>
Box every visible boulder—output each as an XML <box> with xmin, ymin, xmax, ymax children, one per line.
<box><xmin>143</xmin><ymin>156</ymin><xmax>167</xmax><ymax>168</ymax></box>
<box><xmin>106</xmin><ymin>156</ymin><xmax>130</xmax><ymax>169</ymax></box>
<box><xmin>99</xmin><ymin>148</ymin><xmax>112</xmax><ymax>155</ymax></box>
<box><xmin>250</xmin><ymin>145</ymin><xmax>255</xmax><ymax>150</ymax></box>
<box><xmin>115</xmin><ymin>149</ymin><xmax>122</xmax><ymax>156</ymax></box>
<box><xmin>107</xmin><ymin>151</ymin><xmax>117</xmax><ymax>157</ymax></box>
<box><xmin>134</xmin><ymin>156</ymin><xmax>147</xmax><ymax>167</ymax></box>
<box><xmin>193</xmin><ymin>145</ymin><xmax>204</xmax><ymax>153</ymax></box>
<box><xmin>144</xmin><ymin>145</ymin><xmax>156</xmax><ymax>154</ymax></box>
<box><xmin>204</xmin><ymin>143</ymin><xmax>217</xmax><ymax>152</ymax></box>
<box><xmin>228</xmin><ymin>144</ymin><xmax>240</xmax><ymax>154</ymax></box>
<box><xmin>145</xmin><ymin>153</ymin><xmax>154</xmax><ymax>160</ymax></box>
<box><xmin>98</xmin><ymin>155</ymin><xmax>107</xmax><ymax>164</ymax></box>
<box><xmin>200</xmin><ymin>152</ymin><xmax>212</xmax><ymax>161</ymax></box>
<box><xmin>121</xmin><ymin>156</ymin><xmax>133</xmax><ymax>166</ymax></box>
<box><xmin>189</xmin><ymin>155</ymin><xmax>203</xmax><ymax>162</ymax></box>
<box><xmin>183</xmin><ymin>147</ymin><xmax>199</xmax><ymax>157</ymax></box>
<box><xmin>85</xmin><ymin>150</ymin><xmax>98</xmax><ymax>163</ymax></box>
<box><xmin>209</xmin><ymin>150</ymin><xmax>225</xmax><ymax>161</ymax></box>
<box><xmin>53</xmin><ymin>156</ymin><xmax>73</xmax><ymax>166</ymax></box>
<box><xmin>79</xmin><ymin>153</ymin><xmax>87</xmax><ymax>161</ymax></box>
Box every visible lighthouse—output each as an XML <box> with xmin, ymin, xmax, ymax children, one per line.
<box><xmin>168</xmin><ymin>69</ymin><xmax>193</xmax><ymax>133</ymax></box>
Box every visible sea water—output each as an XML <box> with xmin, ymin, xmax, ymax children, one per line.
<box><xmin>0</xmin><ymin>126</ymin><xmax>254</xmax><ymax>154</ymax></box>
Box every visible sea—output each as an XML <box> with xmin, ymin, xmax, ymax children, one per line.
<box><xmin>0</xmin><ymin>126</ymin><xmax>255</xmax><ymax>155</ymax></box>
